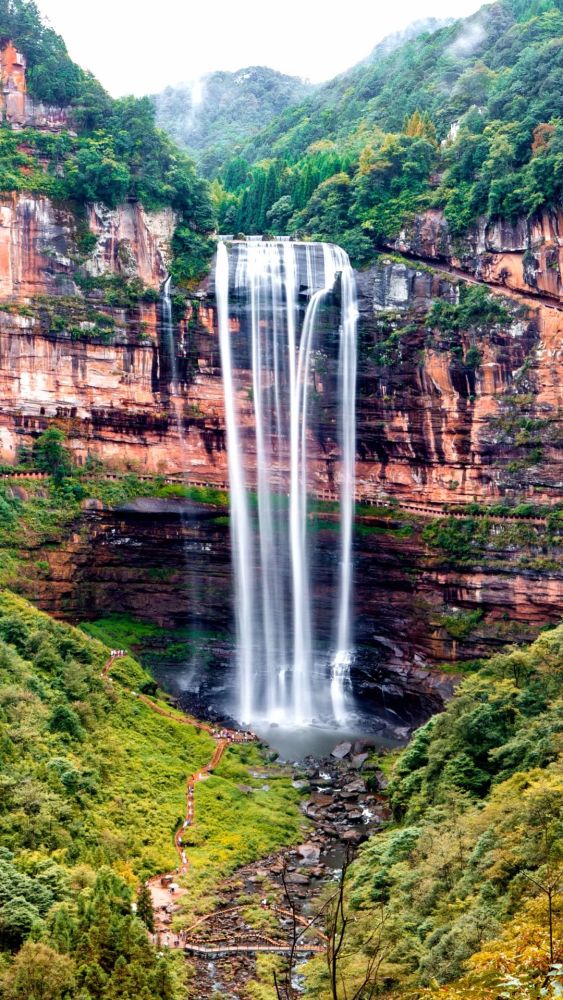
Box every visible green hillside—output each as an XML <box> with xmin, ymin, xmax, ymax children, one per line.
<box><xmin>305</xmin><ymin>623</ymin><xmax>563</xmax><ymax>999</ymax></box>
<box><xmin>212</xmin><ymin>0</ymin><xmax>563</xmax><ymax>262</ymax></box>
<box><xmin>0</xmin><ymin>590</ymin><xmax>303</xmax><ymax>998</ymax></box>
<box><xmin>0</xmin><ymin>589</ymin><xmax>205</xmax><ymax>997</ymax></box>
<box><xmin>153</xmin><ymin>66</ymin><xmax>314</xmax><ymax>176</ymax></box>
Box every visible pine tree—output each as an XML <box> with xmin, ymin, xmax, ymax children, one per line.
<box><xmin>136</xmin><ymin>884</ymin><xmax>155</xmax><ymax>933</ymax></box>
<box><xmin>259</xmin><ymin>163</ymin><xmax>279</xmax><ymax>231</ymax></box>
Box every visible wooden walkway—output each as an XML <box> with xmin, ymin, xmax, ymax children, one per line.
<box><xmin>183</xmin><ymin>943</ymin><xmax>324</xmax><ymax>958</ymax></box>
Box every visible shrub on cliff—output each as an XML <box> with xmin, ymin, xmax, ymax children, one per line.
<box><xmin>0</xmin><ymin>2</ymin><xmax>216</xmax><ymax>281</ymax></box>
<box><xmin>32</xmin><ymin>428</ymin><xmax>73</xmax><ymax>485</ymax></box>
<box><xmin>63</xmin><ymin>136</ymin><xmax>131</xmax><ymax>208</ymax></box>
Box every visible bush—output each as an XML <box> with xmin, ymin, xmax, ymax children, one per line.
<box><xmin>48</xmin><ymin>704</ymin><xmax>84</xmax><ymax>740</ymax></box>
<box><xmin>32</xmin><ymin>429</ymin><xmax>73</xmax><ymax>484</ymax></box>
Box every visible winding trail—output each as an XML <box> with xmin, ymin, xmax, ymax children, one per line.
<box><xmin>100</xmin><ymin>652</ymin><xmax>256</xmax><ymax>945</ymax></box>
<box><xmin>99</xmin><ymin>652</ymin><xmax>328</xmax><ymax>961</ymax></box>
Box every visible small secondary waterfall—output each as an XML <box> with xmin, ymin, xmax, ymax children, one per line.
<box><xmin>161</xmin><ymin>276</ymin><xmax>183</xmax><ymax>397</ymax></box>
<box><xmin>216</xmin><ymin>240</ymin><xmax>358</xmax><ymax>727</ymax></box>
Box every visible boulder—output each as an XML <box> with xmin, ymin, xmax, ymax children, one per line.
<box><xmin>286</xmin><ymin>872</ymin><xmax>310</xmax><ymax>885</ymax></box>
<box><xmin>343</xmin><ymin>779</ymin><xmax>366</xmax><ymax>795</ymax></box>
<box><xmin>351</xmin><ymin>753</ymin><xmax>369</xmax><ymax>769</ymax></box>
<box><xmin>297</xmin><ymin>842</ymin><xmax>321</xmax><ymax>864</ymax></box>
<box><xmin>310</xmin><ymin>792</ymin><xmax>333</xmax><ymax>807</ymax></box>
<box><xmin>340</xmin><ymin>828</ymin><xmax>364</xmax><ymax>844</ymax></box>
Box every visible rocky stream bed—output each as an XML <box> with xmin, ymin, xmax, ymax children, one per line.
<box><xmin>176</xmin><ymin>739</ymin><xmax>390</xmax><ymax>998</ymax></box>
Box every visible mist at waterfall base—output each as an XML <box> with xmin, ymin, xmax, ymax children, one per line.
<box><xmin>214</xmin><ymin>238</ymin><xmax>361</xmax><ymax>749</ymax></box>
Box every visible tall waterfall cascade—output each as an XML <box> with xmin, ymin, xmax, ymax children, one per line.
<box><xmin>215</xmin><ymin>240</ymin><xmax>358</xmax><ymax>727</ymax></box>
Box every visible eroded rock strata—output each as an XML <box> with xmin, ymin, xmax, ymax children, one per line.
<box><xmin>0</xmin><ymin>196</ymin><xmax>560</xmax><ymax>683</ymax></box>
<box><xmin>9</xmin><ymin>496</ymin><xmax>559</xmax><ymax>715</ymax></box>
<box><xmin>1</xmin><ymin>201</ymin><xmax>560</xmax><ymax>505</ymax></box>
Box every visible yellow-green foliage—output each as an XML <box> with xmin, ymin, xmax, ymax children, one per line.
<box><xmin>0</xmin><ymin>590</ymin><xmax>214</xmax><ymax>879</ymax></box>
<box><xmin>245</xmin><ymin>953</ymin><xmax>286</xmax><ymax>1000</ymax></box>
<box><xmin>305</xmin><ymin>625</ymin><xmax>563</xmax><ymax>999</ymax></box>
<box><xmin>179</xmin><ymin>742</ymin><xmax>305</xmax><ymax>916</ymax></box>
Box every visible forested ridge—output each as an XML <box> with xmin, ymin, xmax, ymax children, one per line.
<box><xmin>210</xmin><ymin>0</ymin><xmax>563</xmax><ymax>264</ymax></box>
<box><xmin>153</xmin><ymin>66</ymin><xmax>314</xmax><ymax>177</ymax></box>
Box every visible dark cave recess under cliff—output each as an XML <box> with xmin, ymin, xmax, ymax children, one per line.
<box><xmin>20</xmin><ymin>495</ymin><xmax>560</xmax><ymax>733</ymax></box>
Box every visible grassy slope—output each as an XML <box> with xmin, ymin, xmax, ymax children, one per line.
<box><xmin>0</xmin><ymin>589</ymin><xmax>303</xmax><ymax>890</ymax></box>
<box><xmin>182</xmin><ymin>744</ymin><xmax>304</xmax><ymax>913</ymax></box>
<box><xmin>79</xmin><ymin>615</ymin><xmax>307</xmax><ymax>924</ymax></box>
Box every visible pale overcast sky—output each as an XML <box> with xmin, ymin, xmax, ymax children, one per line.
<box><xmin>35</xmin><ymin>0</ymin><xmax>489</xmax><ymax>97</ymax></box>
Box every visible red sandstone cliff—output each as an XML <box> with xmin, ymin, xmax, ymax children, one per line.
<box><xmin>0</xmin><ymin>195</ymin><xmax>559</xmax><ymax>671</ymax></box>
<box><xmin>0</xmin><ymin>41</ymin><xmax>69</xmax><ymax>129</ymax></box>
<box><xmin>392</xmin><ymin>207</ymin><xmax>563</xmax><ymax>304</ymax></box>
<box><xmin>0</xmin><ymin>191</ymin><xmax>204</xmax><ymax>474</ymax></box>
<box><xmin>0</xmin><ymin>197</ymin><xmax>561</xmax><ymax>504</ymax></box>
<box><xmin>353</xmin><ymin>258</ymin><xmax>562</xmax><ymax>506</ymax></box>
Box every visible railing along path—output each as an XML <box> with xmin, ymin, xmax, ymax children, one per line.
<box><xmin>1</xmin><ymin>470</ymin><xmax>550</xmax><ymax>524</ymax></box>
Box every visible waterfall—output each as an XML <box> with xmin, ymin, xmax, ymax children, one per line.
<box><xmin>161</xmin><ymin>275</ymin><xmax>185</xmax><ymax>410</ymax></box>
<box><xmin>161</xmin><ymin>276</ymin><xmax>175</xmax><ymax>382</ymax></box>
<box><xmin>215</xmin><ymin>240</ymin><xmax>358</xmax><ymax>728</ymax></box>
<box><xmin>216</xmin><ymin>244</ymin><xmax>255</xmax><ymax>722</ymax></box>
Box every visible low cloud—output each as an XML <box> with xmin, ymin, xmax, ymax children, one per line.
<box><xmin>448</xmin><ymin>19</ymin><xmax>486</xmax><ymax>57</ymax></box>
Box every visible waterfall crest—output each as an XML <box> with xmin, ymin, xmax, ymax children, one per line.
<box><xmin>215</xmin><ymin>240</ymin><xmax>358</xmax><ymax>727</ymax></box>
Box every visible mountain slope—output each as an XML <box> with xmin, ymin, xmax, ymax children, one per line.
<box><xmin>153</xmin><ymin>65</ymin><xmax>314</xmax><ymax>176</ymax></box>
<box><xmin>305</xmin><ymin>623</ymin><xmax>563</xmax><ymax>999</ymax></box>
<box><xmin>212</xmin><ymin>0</ymin><xmax>563</xmax><ymax>264</ymax></box>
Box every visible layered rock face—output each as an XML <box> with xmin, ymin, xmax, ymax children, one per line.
<box><xmin>354</xmin><ymin>258</ymin><xmax>562</xmax><ymax>505</ymax></box>
<box><xmin>0</xmin><ymin>42</ymin><xmax>69</xmax><ymax>128</ymax></box>
<box><xmin>34</xmin><ymin>499</ymin><xmax>454</xmax><ymax>724</ymax></box>
<box><xmin>0</xmin><ymin>192</ymin><xmax>196</xmax><ymax>472</ymax></box>
<box><xmin>392</xmin><ymin>207</ymin><xmax>563</xmax><ymax>304</ymax></box>
<box><xmin>365</xmin><ymin>207</ymin><xmax>563</xmax><ymax>505</ymax></box>
<box><xmin>0</xmin><ymin>201</ymin><xmax>560</xmax><ymax>674</ymax></box>
<box><xmin>15</xmin><ymin>497</ymin><xmax>558</xmax><ymax>708</ymax></box>
<box><xmin>0</xmin><ymin>202</ymin><xmax>561</xmax><ymax>508</ymax></box>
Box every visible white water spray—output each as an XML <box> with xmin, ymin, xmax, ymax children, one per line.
<box><xmin>215</xmin><ymin>240</ymin><xmax>358</xmax><ymax>727</ymax></box>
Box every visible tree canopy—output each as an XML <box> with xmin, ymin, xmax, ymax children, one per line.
<box><xmin>207</xmin><ymin>0</ymin><xmax>563</xmax><ymax>264</ymax></box>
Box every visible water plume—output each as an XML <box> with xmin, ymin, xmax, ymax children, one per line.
<box><xmin>215</xmin><ymin>240</ymin><xmax>358</xmax><ymax>727</ymax></box>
